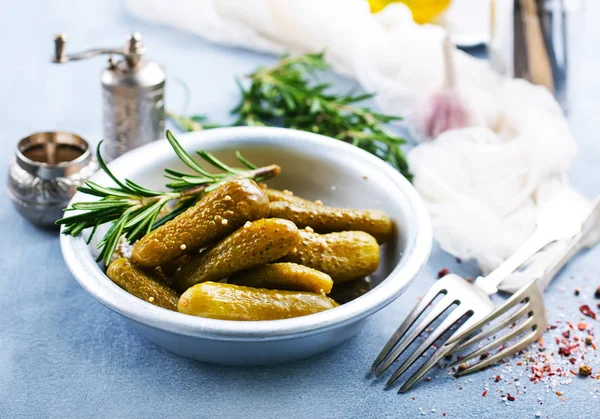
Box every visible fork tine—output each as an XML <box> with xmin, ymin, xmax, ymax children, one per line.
<box><xmin>455</xmin><ymin>327</ymin><xmax>544</xmax><ymax>377</ymax></box>
<box><xmin>398</xmin><ymin>340</ymin><xmax>456</xmax><ymax>393</ymax></box>
<box><xmin>372</xmin><ymin>283</ymin><xmax>448</xmax><ymax>373</ymax></box>
<box><xmin>398</xmin><ymin>309</ymin><xmax>491</xmax><ymax>392</ymax></box>
<box><xmin>385</xmin><ymin>305</ymin><xmax>470</xmax><ymax>387</ymax></box>
<box><xmin>446</xmin><ymin>280</ymin><xmax>537</xmax><ymax>347</ymax></box>
<box><xmin>450</xmin><ymin>315</ymin><xmax>536</xmax><ymax>369</ymax></box>
<box><xmin>452</xmin><ymin>303</ymin><xmax>532</xmax><ymax>352</ymax></box>
<box><xmin>374</xmin><ymin>292</ymin><xmax>456</xmax><ymax>377</ymax></box>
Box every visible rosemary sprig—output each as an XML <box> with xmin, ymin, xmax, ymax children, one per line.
<box><xmin>57</xmin><ymin>130</ymin><xmax>280</xmax><ymax>265</ymax></box>
<box><xmin>234</xmin><ymin>53</ymin><xmax>410</xmax><ymax>179</ymax></box>
<box><xmin>169</xmin><ymin>52</ymin><xmax>411</xmax><ymax>180</ymax></box>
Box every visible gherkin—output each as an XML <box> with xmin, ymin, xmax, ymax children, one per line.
<box><xmin>268</xmin><ymin>201</ymin><xmax>392</xmax><ymax>243</ymax></box>
<box><xmin>230</xmin><ymin>262</ymin><xmax>333</xmax><ymax>294</ymax></box>
<box><xmin>107</xmin><ymin>258</ymin><xmax>180</xmax><ymax>311</ymax></box>
<box><xmin>133</xmin><ymin>179</ymin><xmax>269</xmax><ymax>268</ymax></box>
<box><xmin>282</xmin><ymin>230</ymin><xmax>380</xmax><ymax>283</ymax></box>
<box><xmin>178</xmin><ymin>282</ymin><xmax>338</xmax><ymax>321</ymax></box>
<box><xmin>174</xmin><ymin>218</ymin><xmax>299</xmax><ymax>291</ymax></box>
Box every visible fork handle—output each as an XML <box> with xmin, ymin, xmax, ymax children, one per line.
<box><xmin>537</xmin><ymin>201</ymin><xmax>600</xmax><ymax>290</ymax></box>
<box><xmin>475</xmin><ymin>230</ymin><xmax>556</xmax><ymax>295</ymax></box>
<box><xmin>536</xmin><ymin>232</ymin><xmax>588</xmax><ymax>291</ymax></box>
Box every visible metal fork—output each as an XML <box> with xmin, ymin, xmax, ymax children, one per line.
<box><xmin>446</xmin><ymin>198</ymin><xmax>600</xmax><ymax>376</ymax></box>
<box><xmin>371</xmin><ymin>192</ymin><xmax>586</xmax><ymax>392</ymax></box>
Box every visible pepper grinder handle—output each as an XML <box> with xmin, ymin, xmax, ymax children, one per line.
<box><xmin>51</xmin><ymin>33</ymin><xmax>127</xmax><ymax>64</ymax></box>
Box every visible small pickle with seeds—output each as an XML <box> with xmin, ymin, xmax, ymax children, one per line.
<box><xmin>282</xmin><ymin>230</ymin><xmax>380</xmax><ymax>283</ymax></box>
<box><xmin>107</xmin><ymin>258</ymin><xmax>180</xmax><ymax>311</ymax></box>
<box><xmin>263</xmin><ymin>188</ymin><xmax>315</xmax><ymax>206</ymax></box>
<box><xmin>229</xmin><ymin>262</ymin><xmax>333</xmax><ymax>294</ymax></box>
<box><xmin>178</xmin><ymin>282</ymin><xmax>338</xmax><ymax>320</ymax></box>
<box><xmin>174</xmin><ymin>218</ymin><xmax>299</xmax><ymax>291</ymax></box>
<box><xmin>268</xmin><ymin>201</ymin><xmax>392</xmax><ymax>243</ymax></box>
<box><xmin>132</xmin><ymin>179</ymin><xmax>269</xmax><ymax>268</ymax></box>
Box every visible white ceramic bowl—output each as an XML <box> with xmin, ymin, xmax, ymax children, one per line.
<box><xmin>60</xmin><ymin>127</ymin><xmax>432</xmax><ymax>365</ymax></box>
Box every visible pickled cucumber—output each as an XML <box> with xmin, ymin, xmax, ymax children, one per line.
<box><xmin>107</xmin><ymin>258</ymin><xmax>180</xmax><ymax>311</ymax></box>
<box><xmin>281</xmin><ymin>230</ymin><xmax>380</xmax><ymax>283</ymax></box>
<box><xmin>264</xmin><ymin>188</ymin><xmax>315</xmax><ymax>206</ymax></box>
<box><xmin>174</xmin><ymin>218</ymin><xmax>299</xmax><ymax>291</ymax></box>
<box><xmin>178</xmin><ymin>282</ymin><xmax>338</xmax><ymax>320</ymax></box>
<box><xmin>132</xmin><ymin>179</ymin><xmax>269</xmax><ymax>268</ymax></box>
<box><xmin>268</xmin><ymin>201</ymin><xmax>393</xmax><ymax>243</ymax></box>
<box><xmin>229</xmin><ymin>262</ymin><xmax>333</xmax><ymax>294</ymax></box>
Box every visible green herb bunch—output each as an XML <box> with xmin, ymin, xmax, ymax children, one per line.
<box><xmin>170</xmin><ymin>52</ymin><xmax>411</xmax><ymax>179</ymax></box>
<box><xmin>58</xmin><ymin>130</ymin><xmax>280</xmax><ymax>264</ymax></box>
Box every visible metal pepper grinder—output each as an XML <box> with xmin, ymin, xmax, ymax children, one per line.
<box><xmin>52</xmin><ymin>33</ymin><xmax>166</xmax><ymax>160</ymax></box>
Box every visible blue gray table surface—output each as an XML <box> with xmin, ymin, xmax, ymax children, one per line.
<box><xmin>2</xmin><ymin>1</ymin><xmax>600</xmax><ymax>418</ymax></box>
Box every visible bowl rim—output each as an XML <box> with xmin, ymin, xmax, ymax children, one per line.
<box><xmin>60</xmin><ymin>127</ymin><xmax>432</xmax><ymax>341</ymax></box>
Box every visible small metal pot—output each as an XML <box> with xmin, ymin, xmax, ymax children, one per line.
<box><xmin>7</xmin><ymin>132</ymin><xmax>98</xmax><ymax>227</ymax></box>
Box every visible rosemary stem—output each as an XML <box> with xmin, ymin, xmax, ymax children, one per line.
<box><xmin>178</xmin><ymin>164</ymin><xmax>280</xmax><ymax>197</ymax></box>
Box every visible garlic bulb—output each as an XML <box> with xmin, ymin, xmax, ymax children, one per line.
<box><xmin>414</xmin><ymin>34</ymin><xmax>472</xmax><ymax>140</ymax></box>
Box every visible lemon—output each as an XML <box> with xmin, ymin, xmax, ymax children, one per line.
<box><xmin>368</xmin><ymin>0</ymin><xmax>452</xmax><ymax>24</ymax></box>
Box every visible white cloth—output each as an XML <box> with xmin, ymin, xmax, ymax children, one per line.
<box><xmin>127</xmin><ymin>0</ymin><xmax>583</xmax><ymax>287</ymax></box>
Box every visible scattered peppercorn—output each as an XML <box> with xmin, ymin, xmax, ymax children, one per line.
<box><xmin>579</xmin><ymin>365</ymin><xmax>592</xmax><ymax>377</ymax></box>
<box><xmin>558</xmin><ymin>347</ymin><xmax>571</xmax><ymax>356</ymax></box>
<box><xmin>574</xmin><ymin>288</ymin><xmax>580</xmax><ymax>296</ymax></box>
<box><xmin>479</xmin><ymin>352</ymin><xmax>489</xmax><ymax>361</ymax></box>
<box><xmin>580</xmin><ymin>305</ymin><xmax>597</xmax><ymax>320</ymax></box>
<box><xmin>437</xmin><ymin>268</ymin><xmax>449</xmax><ymax>278</ymax></box>
<box><xmin>458</xmin><ymin>363</ymin><xmax>468</xmax><ymax>372</ymax></box>
<box><xmin>494</xmin><ymin>375</ymin><xmax>501</xmax><ymax>383</ymax></box>
<box><xmin>585</xmin><ymin>336</ymin><xmax>593</xmax><ymax>346</ymax></box>
<box><xmin>595</xmin><ymin>286</ymin><xmax>600</xmax><ymax>299</ymax></box>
